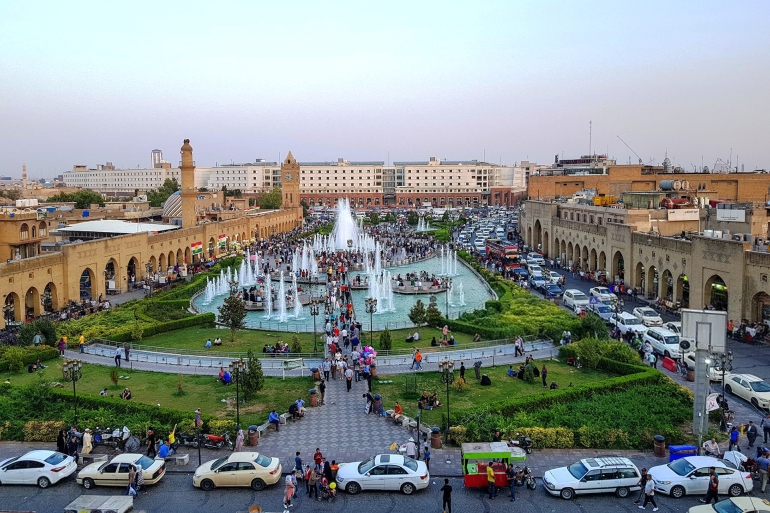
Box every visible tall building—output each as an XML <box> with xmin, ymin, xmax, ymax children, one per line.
<box><xmin>179</xmin><ymin>139</ymin><xmax>196</xmax><ymax>229</ymax></box>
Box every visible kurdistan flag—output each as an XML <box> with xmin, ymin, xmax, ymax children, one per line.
<box><xmin>191</xmin><ymin>241</ymin><xmax>203</xmax><ymax>255</ymax></box>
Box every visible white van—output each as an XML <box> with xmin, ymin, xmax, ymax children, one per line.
<box><xmin>562</xmin><ymin>289</ymin><xmax>590</xmax><ymax>313</ymax></box>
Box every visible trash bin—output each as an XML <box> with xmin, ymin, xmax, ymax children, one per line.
<box><xmin>373</xmin><ymin>394</ymin><xmax>382</xmax><ymax>414</ymax></box>
<box><xmin>309</xmin><ymin>388</ymin><xmax>318</xmax><ymax>407</ymax></box>
<box><xmin>248</xmin><ymin>425</ymin><xmax>259</xmax><ymax>446</ymax></box>
<box><xmin>311</xmin><ymin>367</ymin><xmax>320</xmax><ymax>380</ymax></box>
<box><xmin>431</xmin><ymin>427</ymin><xmax>442</xmax><ymax>449</ymax></box>
<box><xmin>473</xmin><ymin>360</ymin><xmax>482</xmax><ymax>380</ymax></box>
<box><xmin>668</xmin><ymin>444</ymin><xmax>697</xmax><ymax>462</ymax></box>
<box><xmin>370</xmin><ymin>364</ymin><xmax>377</xmax><ymax>377</ymax></box>
<box><xmin>686</xmin><ymin>365</ymin><xmax>695</xmax><ymax>382</ymax></box>
<box><xmin>653</xmin><ymin>435</ymin><xmax>666</xmax><ymax>458</ymax></box>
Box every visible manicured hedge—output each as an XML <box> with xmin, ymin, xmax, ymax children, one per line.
<box><xmin>109</xmin><ymin>313</ymin><xmax>216</xmax><ymax>342</ymax></box>
<box><xmin>0</xmin><ymin>347</ymin><xmax>59</xmax><ymax>372</ymax></box>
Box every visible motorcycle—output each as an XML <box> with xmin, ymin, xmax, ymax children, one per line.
<box><xmin>509</xmin><ymin>433</ymin><xmax>533</xmax><ymax>454</ymax></box>
<box><xmin>513</xmin><ymin>465</ymin><xmax>537</xmax><ymax>489</ymax></box>
<box><xmin>94</xmin><ymin>426</ymin><xmax>132</xmax><ymax>450</ymax></box>
<box><xmin>202</xmin><ymin>432</ymin><xmax>233</xmax><ymax>451</ymax></box>
<box><xmin>176</xmin><ymin>431</ymin><xmax>200</xmax><ymax>448</ymax></box>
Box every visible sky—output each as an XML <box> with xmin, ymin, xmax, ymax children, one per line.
<box><xmin>1</xmin><ymin>0</ymin><xmax>769</xmax><ymax>178</ymax></box>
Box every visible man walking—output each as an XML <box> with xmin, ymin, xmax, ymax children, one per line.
<box><xmin>319</xmin><ymin>380</ymin><xmax>326</xmax><ymax>405</ymax></box>
<box><xmin>700</xmin><ymin>467</ymin><xmax>719</xmax><ymax>505</ymax></box>
<box><xmin>405</xmin><ymin>437</ymin><xmax>416</xmax><ymax>459</ymax></box>
<box><xmin>410</xmin><ymin>348</ymin><xmax>418</xmax><ymax>370</ymax></box>
<box><xmin>146</xmin><ymin>428</ymin><xmax>156</xmax><ymax>458</ymax></box>
<box><xmin>729</xmin><ymin>426</ymin><xmax>740</xmax><ymax>451</ymax></box>
<box><xmin>487</xmin><ymin>461</ymin><xmax>496</xmax><ymax>500</ymax></box>
<box><xmin>322</xmin><ymin>358</ymin><xmax>331</xmax><ymax>381</ymax></box>
<box><xmin>762</xmin><ymin>413</ymin><xmax>770</xmax><ymax>443</ymax></box>
<box><xmin>638</xmin><ymin>474</ymin><xmax>658</xmax><ymax>511</ymax></box>
<box><xmin>506</xmin><ymin>463</ymin><xmax>516</xmax><ymax>502</ymax></box>
<box><xmin>541</xmin><ymin>364</ymin><xmax>548</xmax><ymax>388</ymax></box>
<box><xmin>459</xmin><ymin>362</ymin><xmax>466</xmax><ymax>383</ymax></box>
<box><xmin>114</xmin><ymin>346</ymin><xmax>122</xmax><ymax>367</ymax></box>
<box><xmin>345</xmin><ymin>366</ymin><xmax>354</xmax><ymax>392</ymax></box>
<box><xmin>633</xmin><ymin>467</ymin><xmax>648</xmax><ymax>505</ymax></box>
<box><xmin>440</xmin><ymin>478</ymin><xmax>453</xmax><ymax>513</ymax></box>
<box><xmin>757</xmin><ymin>450</ymin><xmax>769</xmax><ymax>493</ymax></box>
<box><xmin>747</xmin><ymin>420</ymin><xmax>759</xmax><ymax>449</ymax></box>
<box><xmin>415</xmin><ymin>350</ymin><xmax>423</xmax><ymax>371</ymax></box>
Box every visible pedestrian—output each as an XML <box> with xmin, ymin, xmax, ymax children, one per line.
<box><xmin>424</xmin><ymin>447</ymin><xmax>430</xmax><ymax>471</ymax></box>
<box><xmin>235</xmin><ymin>426</ymin><xmax>244</xmax><ymax>452</ymax></box>
<box><xmin>114</xmin><ymin>346</ymin><xmax>122</xmax><ymax>367</ymax></box>
<box><xmin>33</xmin><ymin>332</ymin><xmax>43</xmax><ymax>347</ymax></box>
<box><xmin>58</xmin><ymin>337</ymin><xmax>66</xmax><ymax>356</ymax></box>
<box><xmin>57</xmin><ymin>430</ymin><xmax>66</xmax><ymax>454</ymax></box>
<box><xmin>194</xmin><ymin>408</ymin><xmax>202</xmax><ymax>429</ymax></box>
<box><xmin>747</xmin><ymin>420</ymin><xmax>759</xmax><ymax>448</ymax></box>
<box><xmin>506</xmin><ymin>463</ymin><xmax>516</xmax><ymax>501</ymax></box>
<box><xmin>762</xmin><ymin>414</ymin><xmax>770</xmax><ymax>443</ymax></box>
<box><xmin>79</xmin><ymin>334</ymin><xmax>85</xmax><ymax>353</ymax></box>
<box><xmin>322</xmin><ymin>358</ymin><xmax>331</xmax><ymax>381</ymax></box>
<box><xmin>308</xmin><ymin>466</ymin><xmax>319</xmax><ymax>499</ymax></box>
<box><xmin>700</xmin><ymin>467</ymin><xmax>719</xmax><ymax>505</ymax></box>
<box><xmin>284</xmin><ymin>471</ymin><xmax>296</xmax><ymax>508</ymax></box>
<box><xmin>440</xmin><ymin>478</ymin><xmax>453</xmax><ymax>513</ymax></box>
<box><xmin>127</xmin><ymin>464</ymin><xmax>137</xmax><ymax>496</ymax></box>
<box><xmin>541</xmin><ymin>364</ymin><xmax>548</xmax><ymax>388</ymax></box>
<box><xmin>67</xmin><ymin>436</ymin><xmax>79</xmax><ymax>459</ymax></box>
<box><xmin>729</xmin><ymin>426</ymin><xmax>740</xmax><ymax>451</ymax></box>
<box><xmin>757</xmin><ymin>451</ymin><xmax>769</xmax><ymax>493</ymax></box>
<box><xmin>405</xmin><ymin>437</ymin><xmax>416</xmax><ymax>459</ymax></box>
<box><xmin>313</xmin><ymin>448</ymin><xmax>323</xmax><ymax>472</ymax></box>
<box><xmin>459</xmin><ymin>362</ymin><xmax>466</xmax><ymax>383</ymax></box>
<box><xmin>345</xmin><ymin>366</ymin><xmax>354</xmax><ymax>392</ymax></box>
<box><xmin>295</xmin><ymin>451</ymin><xmax>303</xmax><ymax>476</ymax></box>
<box><xmin>82</xmin><ymin>428</ymin><xmax>93</xmax><ymax>455</ymax></box>
<box><xmin>415</xmin><ymin>350</ymin><xmax>423</xmax><ymax>371</ymax></box>
<box><xmin>487</xmin><ymin>461</ymin><xmax>496</xmax><ymax>500</ymax></box>
<box><xmin>319</xmin><ymin>380</ymin><xmax>326</xmax><ymax>405</ymax></box>
<box><xmin>146</xmin><ymin>428</ymin><xmax>156</xmax><ymax>458</ymax></box>
<box><xmin>638</xmin><ymin>473</ymin><xmax>658</xmax><ymax>511</ymax></box>
<box><xmin>648</xmin><ymin>352</ymin><xmax>656</xmax><ymax>368</ymax></box>
<box><xmin>135</xmin><ymin>464</ymin><xmax>148</xmax><ymax>496</ymax></box>
<box><xmin>410</xmin><ymin>348</ymin><xmax>417</xmax><ymax>370</ymax></box>
<box><xmin>124</xmin><ymin>343</ymin><xmax>130</xmax><ymax>362</ymax></box>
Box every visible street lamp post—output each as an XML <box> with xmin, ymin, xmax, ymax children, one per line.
<box><xmin>714</xmin><ymin>351</ymin><xmax>733</xmax><ymax>432</ymax></box>
<box><xmin>438</xmin><ymin>358</ymin><xmax>455</xmax><ymax>443</ymax></box>
<box><xmin>145</xmin><ymin>263</ymin><xmax>153</xmax><ymax>297</ymax></box>
<box><xmin>229</xmin><ymin>358</ymin><xmax>246</xmax><ymax>426</ymax></box>
<box><xmin>365</xmin><ymin>297</ymin><xmax>377</xmax><ymax>346</ymax></box>
<box><xmin>62</xmin><ymin>359</ymin><xmax>83</xmax><ymax>426</ymax></box>
<box><xmin>310</xmin><ymin>300</ymin><xmax>320</xmax><ymax>355</ymax></box>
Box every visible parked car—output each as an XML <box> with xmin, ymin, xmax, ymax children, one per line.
<box><xmin>77</xmin><ymin>453</ymin><xmax>165</xmax><ymax>489</ymax></box>
<box><xmin>649</xmin><ymin>456</ymin><xmax>752</xmax><ymax>498</ymax></box>
<box><xmin>609</xmin><ymin>312</ymin><xmax>648</xmax><ymax>336</ymax></box>
<box><xmin>543</xmin><ymin>283</ymin><xmax>563</xmax><ymax>298</ymax></box>
<box><xmin>547</xmin><ymin>272</ymin><xmax>565</xmax><ymax>286</ymax></box>
<box><xmin>563</xmin><ymin>289</ymin><xmax>590</xmax><ymax>313</ymax></box>
<box><xmin>681</xmin><ymin>352</ymin><xmax>721</xmax><ymax>381</ymax></box>
<box><xmin>335</xmin><ymin>454</ymin><xmax>429</xmax><ymax>495</ymax></box>
<box><xmin>589</xmin><ymin>287</ymin><xmax>617</xmax><ymax>302</ymax></box>
<box><xmin>0</xmin><ymin>450</ymin><xmax>77</xmax><ymax>488</ymax></box>
<box><xmin>527</xmin><ymin>252</ymin><xmax>545</xmax><ymax>265</ymax></box>
<box><xmin>193</xmin><ymin>452</ymin><xmax>281</xmax><ymax>491</ymax></box>
<box><xmin>632</xmin><ymin>307</ymin><xmax>663</xmax><ymax>327</ymax></box>
<box><xmin>665</xmin><ymin>321</ymin><xmax>682</xmax><ymax>335</ymax></box>
<box><xmin>723</xmin><ymin>373</ymin><xmax>770</xmax><ymax>410</ymax></box>
<box><xmin>542</xmin><ymin>456</ymin><xmax>641</xmax><ymax>500</ymax></box>
<box><xmin>643</xmin><ymin>327</ymin><xmax>682</xmax><ymax>359</ymax></box>
<box><xmin>512</xmin><ymin>268</ymin><xmax>529</xmax><ymax>281</ymax></box>
<box><xmin>588</xmin><ymin>303</ymin><xmax>614</xmax><ymax>323</ymax></box>
<box><xmin>687</xmin><ymin>497</ymin><xmax>770</xmax><ymax>513</ymax></box>
<box><xmin>529</xmin><ymin>272</ymin><xmax>547</xmax><ymax>291</ymax></box>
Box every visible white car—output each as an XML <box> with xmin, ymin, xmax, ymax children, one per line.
<box><xmin>542</xmin><ymin>456</ymin><xmax>641</xmax><ymax>500</ymax></box>
<box><xmin>644</xmin><ymin>327</ymin><xmax>681</xmax><ymax>359</ymax></box>
<box><xmin>547</xmin><ymin>272</ymin><xmax>565</xmax><ymax>286</ymax></box>
<box><xmin>589</xmin><ymin>287</ymin><xmax>617</xmax><ymax>302</ymax></box>
<box><xmin>687</xmin><ymin>497</ymin><xmax>770</xmax><ymax>513</ymax></box>
<box><xmin>77</xmin><ymin>453</ymin><xmax>166</xmax><ymax>489</ymax></box>
<box><xmin>723</xmin><ymin>373</ymin><xmax>770</xmax><ymax>409</ymax></box>
<box><xmin>632</xmin><ymin>307</ymin><xmax>664</xmax><ymax>327</ymax></box>
<box><xmin>609</xmin><ymin>312</ymin><xmax>648</xmax><ymax>336</ymax></box>
<box><xmin>649</xmin><ymin>456</ymin><xmax>752</xmax><ymax>498</ymax></box>
<box><xmin>665</xmin><ymin>322</ymin><xmax>682</xmax><ymax>335</ymax></box>
<box><xmin>0</xmin><ymin>450</ymin><xmax>77</xmax><ymax>488</ymax></box>
<box><xmin>588</xmin><ymin>303</ymin><xmax>614</xmax><ymax>323</ymax></box>
<box><xmin>681</xmin><ymin>352</ymin><xmax>721</xmax><ymax>381</ymax></box>
<box><xmin>335</xmin><ymin>454</ymin><xmax>429</xmax><ymax>495</ymax></box>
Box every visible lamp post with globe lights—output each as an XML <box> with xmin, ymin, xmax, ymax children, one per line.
<box><xmin>310</xmin><ymin>300</ymin><xmax>320</xmax><ymax>355</ymax></box>
<box><xmin>438</xmin><ymin>358</ymin><xmax>455</xmax><ymax>443</ymax></box>
<box><xmin>229</xmin><ymin>358</ymin><xmax>246</xmax><ymax>426</ymax></box>
<box><xmin>62</xmin><ymin>359</ymin><xmax>83</xmax><ymax>426</ymax></box>
<box><xmin>365</xmin><ymin>297</ymin><xmax>377</xmax><ymax>346</ymax></box>
<box><xmin>714</xmin><ymin>351</ymin><xmax>733</xmax><ymax>431</ymax></box>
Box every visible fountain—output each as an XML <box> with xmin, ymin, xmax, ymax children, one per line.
<box><xmin>292</xmin><ymin>273</ymin><xmax>303</xmax><ymax>319</ymax></box>
<box><xmin>330</xmin><ymin>198</ymin><xmax>362</xmax><ymax>252</ymax></box>
<box><xmin>457</xmin><ymin>280</ymin><xmax>466</xmax><ymax>306</ymax></box>
<box><xmin>278</xmin><ymin>271</ymin><xmax>288</xmax><ymax>323</ymax></box>
<box><xmin>264</xmin><ymin>273</ymin><xmax>273</xmax><ymax>319</ymax></box>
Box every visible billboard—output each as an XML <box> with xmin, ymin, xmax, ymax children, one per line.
<box><xmin>716</xmin><ymin>209</ymin><xmax>746</xmax><ymax>222</ymax></box>
<box><xmin>667</xmin><ymin>209</ymin><xmax>699</xmax><ymax>221</ymax></box>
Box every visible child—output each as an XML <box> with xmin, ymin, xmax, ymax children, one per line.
<box><xmin>424</xmin><ymin>447</ymin><xmax>431</xmax><ymax>471</ymax></box>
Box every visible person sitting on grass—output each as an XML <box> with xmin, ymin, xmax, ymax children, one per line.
<box><xmin>214</xmin><ymin>337</ymin><xmax>222</xmax><ymax>346</ymax></box>
<box><xmin>507</xmin><ymin>365</ymin><xmax>516</xmax><ymax>378</ymax></box>
<box><xmin>549</xmin><ymin>382</ymin><xmax>559</xmax><ymax>390</ymax></box>
<box><xmin>428</xmin><ymin>393</ymin><xmax>442</xmax><ymax>408</ymax></box>
<box><xmin>221</xmin><ymin>370</ymin><xmax>231</xmax><ymax>385</ymax></box>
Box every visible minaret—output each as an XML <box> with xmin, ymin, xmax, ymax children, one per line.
<box><xmin>22</xmin><ymin>164</ymin><xmax>27</xmax><ymax>190</ymax></box>
<box><xmin>180</xmin><ymin>139</ymin><xmax>196</xmax><ymax>228</ymax></box>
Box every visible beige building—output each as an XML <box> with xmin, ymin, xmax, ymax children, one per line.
<box><xmin>521</xmin><ymin>200</ymin><xmax>770</xmax><ymax>326</ymax></box>
<box><xmin>1</xmin><ymin>141</ymin><xmax>303</xmax><ymax>328</ymax></box>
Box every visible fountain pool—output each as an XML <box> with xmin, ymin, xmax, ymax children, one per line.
<box><xmin>192</xmin><ymin>256</ymin><xmax>494</xmax><ymax>332</ymax></box>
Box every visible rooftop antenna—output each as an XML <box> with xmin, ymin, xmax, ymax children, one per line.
<box><xmin>589</xmin><ymin>120</ymin><xmax>592</xmax><ymax>159</ymax></box>
<box><xmin>616</xmin><ymin>135</ymin><xmax>643</xmax><ymax>164</ymax></box>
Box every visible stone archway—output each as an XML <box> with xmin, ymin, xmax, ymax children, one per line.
<box><xmin>3</xmin><ymin>292</ymin><xmax>21</xmax><ymax>323</ymax></box>
<box><xmin>598</xmin><ymin>251</ymin><xmax>607</xmax><ymax>273</ymax></box>
<box><xmin>567</xmin><ymin>242</ymin><xmax>574</xmax><ymax>266</ymax></box>
<box><xmin>168</xmin><ymin>251</ymin><xmax>175</xmax><ymax>268</ymax></box>
<box><xmin>534</xmin><ymin>220</ymin><xmax>542</xmax><ymax>251</ymax></box>
<box><xmin>635</xmin><ymin>262</ymin><xmax>645</xmax><ymax>291</ymax></box>
<box><xmin>613</xmin><ymin>251</ymin><xmax>625</xmax><ymax>282</ymax></box>
<box><xmin>705</xmin><ymin>275</ymin><xmax>728</xmax><ymax>311</ymax></box>
<box><xmin>24</xmin><ymin>286</ymin><xmax>40</xmax><ymax>319</ymax></box>
<box><xmin>676</xmin><ymin>274</ymin><xmax>690</xmax><ymax>308</ymax></box>
<box><xmin>176</xmin><ymin>249</ymin><xmax>183</xmax><ymax>266</ymax></box>
<box><xmin>554</xmin><ymin>238</ymin><xmax>560</xmax><ymax>260</ymax></box>
<box><xmin>127</xmin><ymin>257</ymin><xmax>139</xmax><ymax>286</ymax></box>
<box><xmin>581</xmin><ymin>247</ymin><xmax>589</xmax><ymax>271</ymax></box>
<box><xmin>542</xmin><ymin>231</ymin><xmax>549</xmax><ymax>257</ymax></box>
<box><xmin>752</xmin><ymin>292</ymin><xmax>770</xmax><ymax>325</ymax></box>
<box><xmin>80</xmin><ymin>268</ymin><xmax>96</xmax><ymax>301</ymax></box>
<box><xmin>589</xmin><ymin>248</ymin><xmax>597</xmax><ymax>272</ymax></box>
<box><xmin>43</xmin><ymin>282</ymin><xmax>58</xmax><ymax>312</ymax></box>
<box><xmin>561</xmin><ymin>240</ymin><xmax>567</xmax><ymax>260</ymax></box>
<box><xmin>104</xmin><ymin>258</ymin><xmax>118</xmax><ymax>288</ymax></box>
<box><xmin>184</xmin><ymin>247</ymin><xmax>192</xmax><ymax>264</ymax></box>
<box><xmin>527</xmin><ymin>226</ymin><xmax>532</xmax><ymax>247</ymax></box>
<box><xmin>158</xmin><ymin>253</ymin><xmax>167</xmax><ymax>271</ymax></box>
<box><xmin>149</xmin><ymin>255</ymin><xmax>157</xmax><ymax>273</ymax></box>
<box><xmin>647</xmin><ymin>265</ymin><xmax>659</xmax><ymax>299</ymax></box>
<box><xmin>662</xmin><ymin>269</ymin><xmax>674</xmax><ymax>301</ymax></box>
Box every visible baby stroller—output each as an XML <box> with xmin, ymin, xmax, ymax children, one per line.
<box><xmin>319</xmin><ymin>476</ymin><xmax>336</xmax><ymax>502</ymax></box>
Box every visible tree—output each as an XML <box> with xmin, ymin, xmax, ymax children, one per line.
<box><xmin>258</xmin><ymin>187</ymin><xmax>283</xmax><ymax>210</ymax></box>
<box><xmin>217</xmin><ymin>296</ymin><xmax>246</xmax><ymax>343</ymax></box>
<box><xmin>426</xmin><ymin>300</ymin><xmax>443</xmax><ymax>327</ymax></box>
<box><xmin>19</xmin><ymin>319</ymin><xmax>57</xmax><ymax>347</ymax></box>
<box><xmin>147</xmin><ymin>178</ymin><xmax>179</xmax><ymax>207</ymax></box>
<box><xmin>407</xmin><ymin>211</ymin><xmax>419</xmax><ymax>226</ymax></box>
<box><xmin>442</xmin><ymin>210</ymin><xmax>450</xmax><ymax>223</ymax></box>
<box><xmin>300</xmin><ymin>199</ymin><xmax>310</xmax><ymax>217</ymax></box>
<box><xmin>46</xmin><ymin>189</ymin><xmax>105</xmax><ymax>209</ymax></box>
<box><xmin>290</xmin><ymin>334</ymin><xmax>302</xmax><ymax>354</ymax></box>
<box><xmin>368</xmin><ymin>211</ymin><xmax>380</xmax><ymax>224</ymax></box>
<box><xmin>241</xmin><ymin>349</ymin><xmax>265</xmax><ymax>401</ymax></box>
<box><xmin>379</xmin><ymin>328</ymin><xmax>392</xmax><ymax>350</ymax></box>
<box><xmin>408</xmin><ymin>300</ymin><xmax>427</xmax><ymax>327</ymax></box>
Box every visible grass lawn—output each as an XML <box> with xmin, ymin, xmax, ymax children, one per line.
<box><xmin>0</xmin><ymin>361</ymin><xmax>313</xmax><ymax>428</ymax></box>
<box><xmin>371</xmin><ymin>359</ymin><xmax>614</xmax><ymax>426</ymax></box>
<box><xmin>137</xmin><ymin>325</ymin><xmax>476</xmax><ymax>354</ymax></box>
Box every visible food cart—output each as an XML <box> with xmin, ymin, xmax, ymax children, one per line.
<box><xmin>461</xmin><ymin>442</ymin><xmax>527</xmax><ymax>488</ymax></box>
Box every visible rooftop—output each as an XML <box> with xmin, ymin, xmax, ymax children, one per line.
<box><xmin>57</xmin><ymin>220</ymin><xmax>179</xmax><ymax>235</ymax></box>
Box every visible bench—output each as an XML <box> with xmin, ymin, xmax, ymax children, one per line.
<box><xmin>256</xmin><ymin>423</ymin><xmax>269</xmax><ymax>436</ymax></box>
<box><xmin>163</xmin><ymin>453</ymin><xmax>189</xmax><ymax>466</ymax></box>
<box><xmin>78</xmin><ymin>454</ymin><xmax>107</xmax><ymax>465</ymax></box>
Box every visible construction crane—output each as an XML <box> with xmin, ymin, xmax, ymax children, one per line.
<box><xmin>616</xmin><ymin>135</ymin><xmax>643</xmax><ymax>164</ymax></box>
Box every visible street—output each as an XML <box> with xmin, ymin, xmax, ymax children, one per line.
<box><xmin>0</xmin><ymin>471</ymin><xmax>748</xmax><ymax>513</ymax></box>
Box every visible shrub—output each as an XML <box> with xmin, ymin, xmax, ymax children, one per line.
<box><xmin>19</xmin><ymin>319</ymin><xmax>58</xmax><ymax>347</ymax></box>
<box><xmin>523</xmin><ymin>364</ymin><xmax>535</xmax><ymax>383</ymax></box>
<box><xmin>3</xmin><ymin>347</ymin><xmax>27</xmax><ymax>373</ymax></box>
<box><xmin>0</xmin><ymin>346</ymin><xmax>59</xmax><ymax>372</ymax></box>
<box><xmin>379</xmin><ymin>328</ymin><xmax>392</xmax><ymax>351</ymax></box>
<box><xmin>23</xmin><ymin>420</ymin><xmax>66</xmax><ymax>442</ymax></box>
<box><xmin>208</xmin><ymin>419</ymin><xmax>237</xmax><ymax>435</ymax></box>
<box><xmin>517</xmin><ymin>427</ymin><xmax>575</xmax><ymax>449</ymax></box>
<box><xmin>448</xmin><ymin>425</ymin><xmax>468</xmax><ymax>444</ymax></box>
<box><xmin>290</xmin><ymin>334</ymin><xmax>302</xmax><ymax>354</ymax></box>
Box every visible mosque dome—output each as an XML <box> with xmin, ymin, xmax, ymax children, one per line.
<box><xmin>162</xmin><ymin>190</ymin><xmax>182</xmax><ymax>219</ymax></box>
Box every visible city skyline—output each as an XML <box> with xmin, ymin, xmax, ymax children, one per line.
<box><xmin>1</xmin><ymin>0</ymin><xmax>769</xmax><ymax>178</ymax></box>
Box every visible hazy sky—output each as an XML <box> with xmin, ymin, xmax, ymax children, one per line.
<box><xmin>1</xmin><ymin>0</ymin><xmax>769</xmax><ymax>178</ymax></box>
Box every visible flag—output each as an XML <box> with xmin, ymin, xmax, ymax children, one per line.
<box><xmin>706</xmin><ymin>393</ymin><xmax>720</xmax><ymax>412</ymax></box>
<box><xmin>218</xmin><ymin>234</ymin><xmax>227</xmax><ymax>247</ymax></box>
<box><xmin>191</xmin><ymin>241</ymin><xmax>203</xmax><ymax>255</ymax></box>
